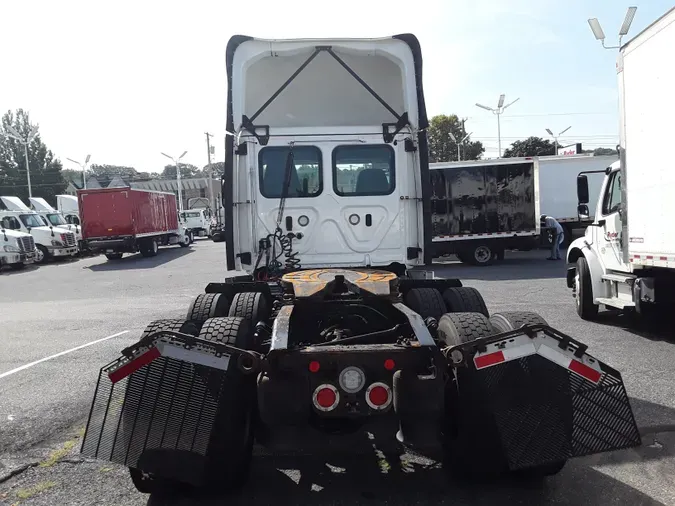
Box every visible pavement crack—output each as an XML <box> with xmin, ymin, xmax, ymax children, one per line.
<box><xmin>0</xmin><ymin>462</ymin><xmax>39</xmax><ymax>484</ymax></box>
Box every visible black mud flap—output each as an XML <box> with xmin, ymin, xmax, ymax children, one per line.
<box><xmin>446</xmin><ymin>325</ymin><xmax>641</xmax><ymax>471</ymax></box>
<box><xmin>79</xmin><ymin>332</ymin><xmax>243</xmax><ymax>486</ymax></box>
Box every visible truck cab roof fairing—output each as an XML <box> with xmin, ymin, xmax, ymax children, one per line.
<box><xmin>222</xmin><ymin>34</ymin><xmax>431</xmax><ymax>270</ymax></box>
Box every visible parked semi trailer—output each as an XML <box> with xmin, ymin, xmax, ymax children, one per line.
<box><xmin>567</xmin><ymin>7</ymin><xmax>675</xmax><ymax>319</ymax></box>
<box><xmin>81</xmin><ymin>34</ymin><xmax>640</xmax><ymax>495</ymax></box>
<box><xmin>78</xmin><ymin>187</ymin><xmax>192</xmax><ymax>260</ymax></box>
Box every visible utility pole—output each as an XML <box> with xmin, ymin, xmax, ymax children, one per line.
<box><xmin>67</xmin><ymin>154</ymin><xmax>91</xmax><ymax>189</ymax></box>
<box><xmin>205</xmin><ymin>132</ymin><xmax>214</xmax><ymax>211</ymax></box>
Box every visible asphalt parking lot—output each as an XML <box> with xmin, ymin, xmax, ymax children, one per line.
<box><xmin>1</xmin><ymin>242</ymin><xmax>674</xmax><ymax>505</ymax></box>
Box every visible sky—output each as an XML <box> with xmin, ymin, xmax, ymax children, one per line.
<box><xmin>0</xmin><ymin>0</ymin><xmax>672</xmax><ymax>175</ymax></box>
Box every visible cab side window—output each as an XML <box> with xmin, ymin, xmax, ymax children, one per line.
<box><xmin>602</xmin><ymin>171</ymin><xmax>622</xmax><ymax>215</ymax></box>
<box><xmin>1</xmin><ymin>216</ymin><xmax>21</xmax><ymax>230</ymax></box>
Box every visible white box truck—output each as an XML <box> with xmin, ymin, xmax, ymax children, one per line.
<box><xmin>566</xmin><ymin>7</ymin><xmax>675</xmax><ymax>319</ymax></box>
<box><xmin>538</xmin><ymin>154</ymin><xmax>617</xmax><ymax>245</ymax></box>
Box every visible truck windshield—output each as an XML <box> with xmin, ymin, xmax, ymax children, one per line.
<box><xmin>20</xmin><ymin>214</ymin><xmax>45</xmax><ymax>228</ymax></box>
<box><xmin>47</xmin><ymin>213</ymin><xmax>68</xmax><ymax>226</ymax></box>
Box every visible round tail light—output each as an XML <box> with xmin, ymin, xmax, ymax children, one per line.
<box><xmin>313</xmin><ymin>384</ymin><xmax>339</xmax><ymax>411</ymax></box>
<box><xmin>365</xmin><ymin>382</ymin><xmax>392</xmax><ymax>410</ymax></box>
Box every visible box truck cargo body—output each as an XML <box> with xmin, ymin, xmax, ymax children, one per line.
<box><xmin>429</xmin><ymin>158</ymin><xmax>539</xmax><ymax>265</ymax></box>
<box><xmin>538</xmin><ymin>154</ymin><xmax>617</xmax><ymax>245</ymax></box>
<box><xmin>79</xmin><ymin>187</ymin><xmax>191</xmax><ymax>260</ymax></box>
<box><xmin>567</xmin><ymin>7</ymin><xmax>675</xmax><ymax>319</ymax></box>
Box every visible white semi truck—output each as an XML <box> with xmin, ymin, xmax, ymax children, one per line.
<box><xmin>0</xmin><ymin>225</ymin><xmax>36</xmax><ymax>270</ymax></box>
<box><xmin>56</xmin><ymin>194</ymin><xmax>81</xmax><ymax>225</ymax></box>
<box><xmin>0</xmin><ymin>196</ymin><xmax>77</xmax><ymax>263</ymax></box>
<box><xmin>29</xmin><ymin>197</ymin><xmax>83</xmax><ymax>250</ymax></box>
<box><xmin>567</xmin><ymin>7</ymin><xmax>675</xmax><ymax>319</ymax></box>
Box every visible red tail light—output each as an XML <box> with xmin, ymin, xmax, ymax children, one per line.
<box><xmin>365</xmin><ymin>382</ymin><xmax>392</xmax><ymax>410</ymax></box>
<box><xmin>308</xmin><ymin>361</ymin><xmax>320</xmax><ymax>373</ymax></box>
<box><xmin>313</xmin><ymin>384</ymin><xmax>339</xmax><ymax>411</ymax></box>
<box><xmin>384</xmin><ymin>359</ymin><xmax>396</xmax><ymax>371</ymax></box>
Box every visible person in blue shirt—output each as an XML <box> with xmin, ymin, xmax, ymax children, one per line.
<box><xmin>541</xmin><ymin>214</ymin><xmax>564</xmax><ymax>260</ymax></box>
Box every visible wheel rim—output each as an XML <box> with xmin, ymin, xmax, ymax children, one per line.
<box><xmin>36</xmin><ymin>248</ymin><xmax>44</xmax><ymax>262</ymax></box>
<box><xmin>474</xmin><ymin>246</ymin><xmax>491</xmax><ymax>263</ymax></box>
<box><xmin>153</xmin><ymin>241</ymin><xmax>158</xmax><ymax>253</ymax></box>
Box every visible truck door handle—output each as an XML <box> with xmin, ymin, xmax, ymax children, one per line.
<box><xmin>365</xmin><ymin>214</ymin><xmax>372</xmax><ymax>227</ymax></box>
<box><xmin>285</xmin><ymin>216</ymin><xmax>293</xmax><ymax>231</ymax></box>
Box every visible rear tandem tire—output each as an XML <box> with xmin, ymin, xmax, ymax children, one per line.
<box><xmin>126</xmin><ymin>319</ymin><xmax>201</xmax><ymax>495</ymax></box>
<box><xmin>198</xmin><ymin>317</ymin><xmax>256</xmax><ymax>493</ymax></box>
<box><xmin>186</xmin><ymin>293</ymin><xmax>231</xmax><ymax>326</ymax></box>
<box><xmin>403</xmin><ymin>287</ymin><xmax>447</xmax><ymax>320</ymax></box>
<box><xmin>228</xmin><ymin>292</ymin><xmax>271</xmax><ymax>349</ymax></box>
<box><xmin>437</xmin><ymin>312</ymin><xmax>507</xmax><ymax>478</ymax></box>
<box><xmin>485</xmin><ymin>311</ymin><xmax>569</xmax><ymax>480</ymax></box>
<box><xmin>442</xmin><ymin>287</ymin><xmax>489</xmax><ymax>318</ymax></box>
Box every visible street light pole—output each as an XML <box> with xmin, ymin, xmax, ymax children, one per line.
<box><xmin>4</xmin><ymin>124</ymin><xmax>39</xmax><ymax>198</ymax></box>
<box><xmin>588</xmin><ymin>7</ymin><xmax>637</xmax><ymax>49</ymax></box>
<box><xmin>476</xmin><ymin>94</ymin><xmax>520</xmax><ymax>158</ymax></box>
<box><xmin>205</xmin><ymin>132</ymin><xmax>214</xmax><ymax>211</ymax></box>
<box><xmin>67</xmin><ymin>154</ymin><xmax>91</xmax><ymax>189</ymax></box>
<box><xmin>545</xmin><ymin>126</ymin><xmax>571</xmax><ymax>155</ymax></box>
<box><xmin>161</xmin><ymin>151</ymin><xmax>188</xmax><ymax>212</ymax></box>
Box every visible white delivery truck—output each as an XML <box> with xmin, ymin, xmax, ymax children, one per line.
<box><xmin>538</xmin><ymin>154</ymin><xmax>618</xmax><ymax>245</ymax></box>
<box><xmin>29</xmin><ymin>197</ymin><xmax>83</xmax><ymax>250</ymax></box>
<box><xmin>567</xmin><ymin>7</ymin><xmax>675</xmax><ymax>319</ymax></box>
<box><xmin>56</xmin><ymin>194</ymin><xmax>81</xmax><ymax>225</ymax></box>
<box><xmin>179</xmin><ymin>208</ymin><xmax>212</xmax><ymax>238</ymax></box>
<box><xmin>0</xmin><ymin>196</ymin><xmax>78</xmax><ymax>263</ymax></box>
<box><xmin>0</xmin><ymin>225</ymin><xmax>37</xmax><ymax>270</ymax></box>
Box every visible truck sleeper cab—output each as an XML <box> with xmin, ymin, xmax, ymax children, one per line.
<box><xmin>80</xmin><ymin>34</ymin><xmax>641</xmax><ymax>496</ymax></box>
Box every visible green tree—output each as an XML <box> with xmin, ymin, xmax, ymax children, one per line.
<box><xmin>202</xmin><ymin>162</ymin><xmax>224</xmax><ymax>177</ymax></box>
<box><xmin>427</xmin><ymin>114</ymin><xmax>485</xmax><ymax>163</ymax></box>
<box><xmin>88</xmin><ymin>164</ymin><xmax>139</xmax><ymax>180</ymax></box>
<box><xmin>161</xmin><ymin>164</ymin><xmax>199</xmax><ymax>179</ymax></box>
<box><xmin>592</xmin><ymin>147</ymin><xmax>618</xmax><ymax>156</ymax></box>
<box><xmin>61</xmin><ymin>168</ymin><xmax>84</xmax><ymax>187</ymax></box>
<box><xmin>0</xmin><ymin>109</ymin><xmax>65</xmax><ymax>203</ymax></box>
<box><xmin>503</xmin><ymin>136</ymin><xmax>555</xmax><ymax>158</ymax></box>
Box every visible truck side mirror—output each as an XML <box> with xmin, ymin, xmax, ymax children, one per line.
<box><xmin>577</xmin><ymin>175</ymin><xmax>589</xmax><ymax>204</ymax></box>
<box><xmin>577</xmin><ymin>204</ymin><xmax>590</xmax><ymax>220</ymax></box>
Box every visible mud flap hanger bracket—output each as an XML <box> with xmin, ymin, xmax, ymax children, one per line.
<box><xmin>444</xmin><ymin>324</ymin><xmax>592</xmax><ymax>367</ymax></box>
<box><xmin>241</xmin><ymin>45</ymin><xmax>410</xmax><ymax>145</ymax></box>
<box><xmin>120</xmin><ymin>330</ymin><xmax>264</xmax><ymax>376</ymax></box>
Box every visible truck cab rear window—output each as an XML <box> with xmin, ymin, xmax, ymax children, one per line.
<box><xmin>258</xmin><ymin>146</ymin><xmax>322</xmax><ymax>198</ymax></box>
<box><xmin>333</xmin><ymin>145</ymin><xmax>395</xmax><ymax>196</ymax></box>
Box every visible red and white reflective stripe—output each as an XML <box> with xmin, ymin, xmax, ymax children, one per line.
<box><xmin>472</xmin><ymin>332</ymin><xmax>603</xmax><ymax>385</ymax></box>
<box><xmin>109</xmin><ymin>347</ymin><xmax>160</xmax><ymax>384</ymax></box>
<box><xmin>473</xmin><ymin>335</ymin><xmax>536</xmax><ymax>369</ymax></box>
<box><xmin>630</xmin><ymin>254</ymin><xmax>673</xmax><ymax>265</ymax></box>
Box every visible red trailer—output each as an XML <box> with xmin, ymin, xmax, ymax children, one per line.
<box><xmin>78</xmin><ymin>187</ymin><xmax>191</xmax><ymax>260</ymax></box>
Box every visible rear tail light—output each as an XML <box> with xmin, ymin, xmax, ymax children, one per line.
<box><xmin>313</xmin><ymin>384</ymin><xmax>339</xmax><ymax>411</ymax></box>
<box><xmin>384</xmin><ymin>359</ymin><xmax>396</xmax><ymax>371</ymax></box>
<box><xmin>308</xmin><ymin>361</ymin><xmax>320</xmax><ymax>373</ymax></box>
<box><xmin>365</xmin><ymin>382</ymin><xmax>392</xmax><ymax>410</ymax></box>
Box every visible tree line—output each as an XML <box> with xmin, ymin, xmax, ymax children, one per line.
<box><xmin>1</xmin><ymin>108</ymin><xmax>617</xmax><ymax>203</ymax></box>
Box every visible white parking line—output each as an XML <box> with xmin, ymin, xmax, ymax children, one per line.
<box><xmin>0</xmin><ymin>330</ymin><xmax>129</xmax><ymax>380</ymax></box>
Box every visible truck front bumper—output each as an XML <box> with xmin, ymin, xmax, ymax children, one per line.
<box><xmin>48</xmin><ymin>246</ymin><xmax>78</xmax><ymax>257</ymax></box>
<box><xmin>1</xmin><ymin>252</ymin><xmax>36</xmax><ymax>265</ymax></box>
